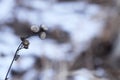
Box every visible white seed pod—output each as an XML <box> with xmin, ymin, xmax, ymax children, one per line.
<box><xmin>40</xmin><ymin>24</ymin><xmax>48</xmax><ymax>31</ymax></box>
<box><xmin>31</xmin><ymin>25</ymin><xmax>40</xmax><ymax>33</ymax></box>
<box><xmin>39</xmin><ymin>32</ymin><xmax>46</xmax><ymax>40</ymax></box>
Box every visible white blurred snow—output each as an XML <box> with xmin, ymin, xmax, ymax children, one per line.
<box><xmin>0</xmin><ymin>0</ymin><xmax>107</xmax><ymax>80</ymax></box>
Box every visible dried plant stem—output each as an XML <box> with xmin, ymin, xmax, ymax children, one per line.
<box><xmin>4</xmin><ymin>42</ymin><xmax>23</xmax><ymax>80</ymax></box>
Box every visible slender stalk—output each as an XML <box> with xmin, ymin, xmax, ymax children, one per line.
<box><xmin>5</xmin><ymin>42</ymin><xmax>23</xmax><ymax>80</ymax></box>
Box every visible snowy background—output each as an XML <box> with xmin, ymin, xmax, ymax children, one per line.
<box><xmin>0</xmin><ymin>0</ymin><xmax>119</xmax><ymax>80</ymax></box>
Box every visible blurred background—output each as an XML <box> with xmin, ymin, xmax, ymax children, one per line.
<box><xmin>0</xmin><ymin>0</ymin><xmax>120</xmax><ymax>80</ymax></box>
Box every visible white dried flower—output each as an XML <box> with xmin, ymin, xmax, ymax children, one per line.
<box><xmin>31</xmin><ymin>25</ymin><xmax>40</xmax><ymax>33</ymax></box>
<box><xmin>40</xmin><ymin>24</ymin><xmax>48</xmax><ymax>31</ymax></box>
<box><xmin>39</xmin><ymin>32</ymin><xmax>46</xmax><ymax>40</ymax></box>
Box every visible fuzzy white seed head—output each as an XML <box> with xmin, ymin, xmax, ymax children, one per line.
<box><xmin>31</xmin><ymin>25</ymin><xmax>40</xmax><ymax>33</ymax></box>
<box><xmin>39</xmin><ymin>32</ymin><xmax>46</xmax><ymax>40</ymax></box>
<box><xmin>40</xmin><ymin>24</ymin><xmax>48</xmax><ymax>31</ymax></box>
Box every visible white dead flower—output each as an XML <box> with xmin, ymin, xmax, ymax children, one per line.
<box><xmin>40</xmin><ymin>24</ymin><xmax>48</xmax><ymax>31</ymax></box>
<box><xmin>39</xmin><ymin>32</ymin><xmax>47</xmax><ymax>40</ymax></box>
<box><xmin>31</xmin><ymin>25</ymin><xmax>40</xmax><ymax>33</ymax></box>
<box><xmin>31</xmin><ymin>24</ymin><xmax>48</xmax><ymax>39</ymax></box>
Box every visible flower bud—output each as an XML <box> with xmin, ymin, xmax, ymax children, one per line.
<box><xmin>22</xmin><ymin>39</ymin><xmax>30</xmax><ymax>49</ymax></box>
